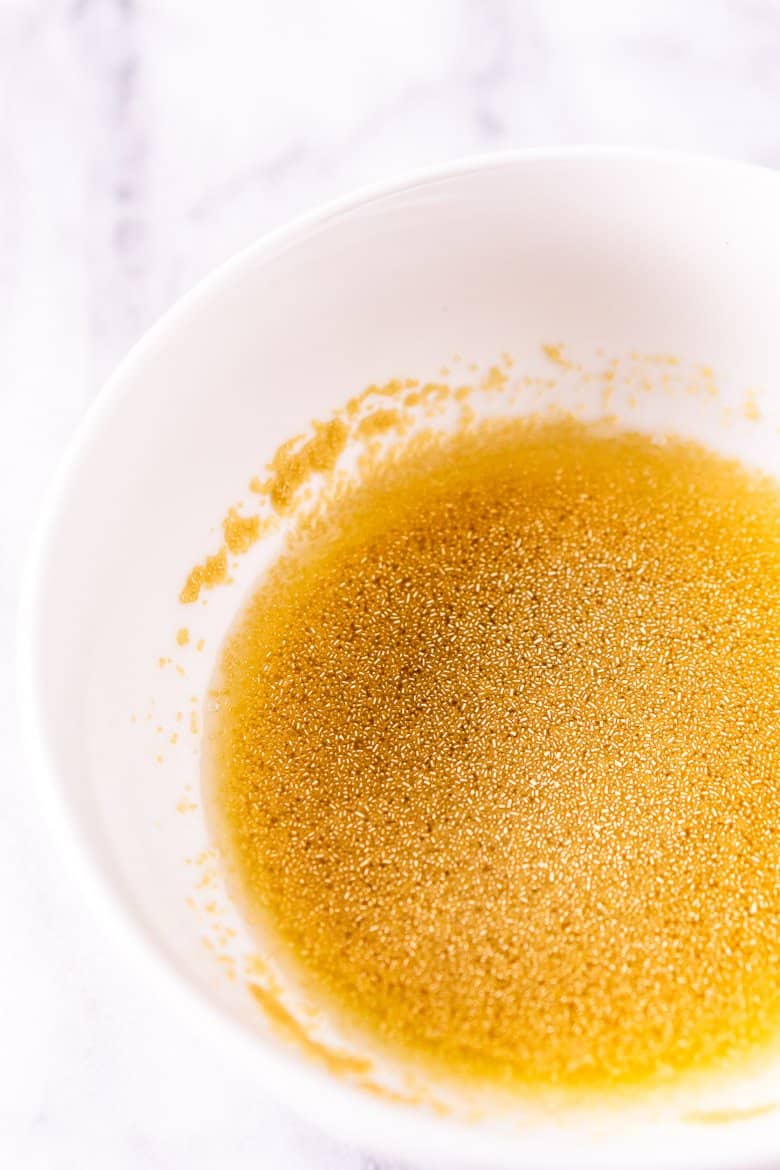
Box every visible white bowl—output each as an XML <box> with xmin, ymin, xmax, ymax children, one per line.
<box><xmin>19</xmin><ymin>149</ymin><xmax>780</xmax><ymax>1170</ymax></box>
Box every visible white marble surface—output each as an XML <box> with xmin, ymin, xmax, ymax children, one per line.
<box><xmin>5</xmin><ymin>1</ymin><xmax>780</xmax><ymax>1166</ymax></box>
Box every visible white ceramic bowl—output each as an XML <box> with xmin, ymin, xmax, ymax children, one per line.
<box><xmin>19</xmin><ymin>150</ymin><xmax>780</xmax><ymax>1170</ymax></box>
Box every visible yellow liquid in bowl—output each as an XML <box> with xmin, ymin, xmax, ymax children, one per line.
<box><xmin>207</xmin><ymin>419</ymin><xmax>780</xmax><ymax>1095</ymax></box>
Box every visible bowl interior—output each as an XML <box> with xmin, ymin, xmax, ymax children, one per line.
<box><xmin>25</xmin><ymin>154</ymin><xmax>780</xmax><ymax>1169</ymax></box>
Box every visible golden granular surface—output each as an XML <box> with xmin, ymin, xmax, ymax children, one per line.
<box><xmin>207</xmin><ymin>418</ymin><xmax>780</xmax><ymax>1096</ymax></box>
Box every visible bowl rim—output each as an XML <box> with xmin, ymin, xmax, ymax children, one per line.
<box><xmin>17</xmin><ymin>145</ymin><xmax>780</xmax><ymax>1170</ymax></box>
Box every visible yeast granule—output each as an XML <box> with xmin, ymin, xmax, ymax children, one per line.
<box><xmin>206</xmin><ymin>418</ymin><xmax>780</xmax><ymax>1095</ymax></box>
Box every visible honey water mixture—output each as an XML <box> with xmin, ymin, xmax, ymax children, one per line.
<box><xmin>205</xmin><ymin>417</ymin><xmax>780</xmax><ymax>1096</ymax></box>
